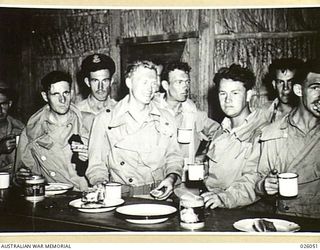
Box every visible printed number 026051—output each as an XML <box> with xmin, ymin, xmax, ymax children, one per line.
<box><xmin>300</xmin><ymin>244</ymin><xmax>318</xmax><ymax>249</ymax></box>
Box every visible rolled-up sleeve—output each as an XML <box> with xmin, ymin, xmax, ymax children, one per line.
<box><xmin>86</xmin><ymin>113</ymin><xmax>110</xmax><ymax>185</ymax></box>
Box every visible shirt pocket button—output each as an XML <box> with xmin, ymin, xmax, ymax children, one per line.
<box><xmin>128</xmin><ymin>178</ymin><xmax>133</xmax><ymax>183</ymax></box>
<box><xmin>120</xmin><ymin>161</ymin><xmax>125</xmax><ymax>166</ymax></box>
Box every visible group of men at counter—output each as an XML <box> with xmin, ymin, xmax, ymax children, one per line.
<box><xmin>0</xmin><ymin>53</ymin><xmax>319</xmax><ymax>219</ymax></box>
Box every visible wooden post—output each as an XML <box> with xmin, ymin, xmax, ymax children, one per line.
<box><xmin>109</xmin><ymin>10</ymin><xmax>121</xmax><ymax>101</ymax></box>
<box><xmin>198</xmin><ymin>10</ymin><xmax>216</xmax><ymax>114</ymax></box>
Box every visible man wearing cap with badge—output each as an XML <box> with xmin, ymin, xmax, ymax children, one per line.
<box><xmin>15</xmin><ymin>71</ymin><xmax>89</xmax><ymax>191</ymax></box>
<box><xmin>0</xmin><ymin>80</ymin><xmax>24</xmax><ymax>174</ymax></box>
<box><xmin>86</xmin><ymin>60</ymin><xmax>183</xmax><ymax>199</ymax></box>
<box><xmin>77</xmin><ymin>53</ymin><xmax>117</xmax><ymax>117</ymax></box>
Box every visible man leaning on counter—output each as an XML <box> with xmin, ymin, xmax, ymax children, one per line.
<box><xmin>86</xmin><ymin>60</ymin><xmax>183</xmax><ymax>200</ymax></box>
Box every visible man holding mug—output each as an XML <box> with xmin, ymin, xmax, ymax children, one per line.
<box><xmin>154</xmin><ymin>62</ymin><xmax>219</xmax><ymax>159</ymax></box>
<box><xmin>256</xmin><ymin>59</ymin><xmax>320</xmax><ymax>218</ymax></box>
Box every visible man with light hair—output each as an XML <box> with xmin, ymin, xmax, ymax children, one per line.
<box><xmin>86</xmin><ymin>61</ymin><xmax>183</xmax><ymax>199</ymax></box>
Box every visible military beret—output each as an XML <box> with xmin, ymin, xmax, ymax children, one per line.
<box><xmin>81</xmin><ymin>54</ymin><xmax>116</xmax><ymax>77</ymax></box>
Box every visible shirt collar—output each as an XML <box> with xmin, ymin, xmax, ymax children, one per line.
<box><xmin>221</xmin><ymin>110</ymin><xmax>265</xmax><ymax>141</ymax></box>
<box><xmin>42</xmin><ymin>104</ymin><xmax>76</xmax><ymax>127</ymax></box>
<box><xmin>87</xmin><ymin>95</ymin><xmax>114</xmax><ymax>111</ymax></box>
<box><xmin>109</xmin><ymin>95</ymin><xmax>161</xmax><ymax>128</ymax></box>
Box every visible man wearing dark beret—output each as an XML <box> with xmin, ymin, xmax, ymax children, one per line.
<box><xmin>77</xmin><ymin>53</ymin><xmax>117</xmax><ymax>116</ymax></box>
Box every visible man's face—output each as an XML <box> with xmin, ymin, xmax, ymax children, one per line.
<box><xmin>218</xmin><ymin>78</ymin><xmax>248</xmax><ymax>118</ymax></box>
<box><xmin>128</xmin><ymin>66</ymin><xmax>157</xmax><ymax>105</ymax></box>
<box><xmin>0</xmin><ymin>93</ymin><xmax>11</xmax><ymax>122</ymax></box>
<box><xmin>88</xmin><ymin>69</ymin><xmax>111</xmax><ymax>101</ymax></box>
<box><xmin>301</xmin><ymin>72</ymin><xmax>320</xmax><ymax>118</ymax></box>
<box><xmin>167</xmin><ymin>69</ymin><xmax>190</xmax><ymax>102</ymax></box>
<box><xmin>45</xmin><ymin>81</ymin><xmax>71</xmax><ymax>115</ymax></box>
<box><xmin>273</xmin><ymin>69</ymin><xmax>295</xmax><ymax>104</ymax></box>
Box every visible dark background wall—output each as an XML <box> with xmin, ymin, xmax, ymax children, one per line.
<box><xmin>0</xmin><ymin>8</ymin><xmax>319</xmax><ymax>123</ymax></box>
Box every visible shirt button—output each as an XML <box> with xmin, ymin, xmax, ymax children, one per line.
<box><xmin>106</xmin><ymin>109</ymin><xmax>110</xmax><ymax>113</ymax></box>
<box><xmin>284</xmin><ymin>205</ymin><xmax>289</xmax><ymax>210</ymax></box>
<box><xmin>41</xmin><ymin>156</ymin><xmax>46</xmax><ymax>161</ymax></box>
<box><xmin>165</xmin><ymin>122</ymin><xmax>169</xmax><ymax>125</ymax></box>
<box><xmin>120</xmin><ymin>161</ymin><xmax>125</xmax><ymax>166</ymax></box>
<box><xmin>108</xmin><ymin>127</ymin><xmax>112</xmax><ymax>130</ymax></box>
<box><xmin>50</xmin><ymin>172</ymin><xmax>56</xmax><ymax>177</ymax></box>
<box><xmin>128</xmin><ymin>178</ymin><xmax>133</xmax><ymax>183</ymax></box>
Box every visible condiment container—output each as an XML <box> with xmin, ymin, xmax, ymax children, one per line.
<box><xmin>24</xmin><ymin>175</ymin><xmax>45</xmax><ymax>202</ymax></box>
<box><xmin>180</xmin><ymin>194</ymin><xmax>205</xmax><ymax>230</ymax></box>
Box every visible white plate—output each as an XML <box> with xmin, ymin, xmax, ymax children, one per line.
<box><xmin>69</xmin><ymin>198</ymin><xmax>124</xmax><ymax>213</ymax></box>
<box><xmin>126</xmin><ymin>218</ymin><xmax>169</xmax><ymax>224</ymax></box>
<box><xmin>233</xmin><ymin>218</ymin><xmax>301</xmax><ymax>232</ymax></box>
<box><xmin>45</xmin><ymin>183</ymin><xmax>74</xmax><ymax>196</ymax></box>
<box><xmin>115</xmin><ymin>204</ymin><xmax>177</xmax><ymax>224</ymax></box>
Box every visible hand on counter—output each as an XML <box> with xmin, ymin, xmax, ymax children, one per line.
<box><xmin>151</xmin><ymin>173</ymin><xmax>178</xmax><ymax>200</ymax></box>
<box><xmin>201</xmin><ymin>191</ymin><xmax>222</xmax><ymax>209</ymax></box>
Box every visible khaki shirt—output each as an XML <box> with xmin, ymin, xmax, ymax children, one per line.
<box><xmin>15</xmin><ymin>105</ymin><xmax>89</xmax><ymax>191</ymax></box>
<box><xmin>260</xmin><ymin>98</ymin><xmax>292</xmax><ymax>123</ymax></box>
<box><xmin>256</xmin><ymin>112</ymin><xmax>320</xmax><ymax>218</ymax></box>
<box><xmin>153</xmin><ymin>93</ymin><xmax>219</xmax><ymax>158</ymax></box>
<box><xmin>76</xmin><ymin>95</ymin><xmax>117</xmax><ymax>115</ymax></box>
<box><xmin>0</xmin><ymin>116</ymin><xmax>24</xmax><ymax>173</ymax></box>
<box><xmin>86</xmin><ymin>95</ymin><xmax>183</xmax><ymax>188</ymax></box>
<box><xmin>204</xmin><ymin>109</ymin><xmax>269</xmax><ymax>208</ymax></box>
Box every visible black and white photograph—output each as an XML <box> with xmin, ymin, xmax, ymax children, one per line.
<box><xmin>0</xmin><ymin>3</ymin><xmax>319</xmax><ymax>241</ymax></box>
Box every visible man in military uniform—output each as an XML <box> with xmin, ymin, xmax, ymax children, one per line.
<box><xmin>260</xmin><ymin>58</ymin><xmax>303</xmax><ymax>122</ymax></box>
<box><xmin>201</xmin><ymin>64</ymin><xmax>269</xmax><ymax>209</ymax></box>
<box><xmin>256</xmin><ymin>59</ymin><xmax>320</xmax><ymax>218</ymax></box>
<box><xmin>15</xmin><ymin>71</ymin><xmax>89</xmax><ymax>191</ymax></box>
<box><xmin>0</xmin><ymin>81</ymin><xmax>24</xmax><ymax>174</ymax></box>
<box><xmin>154</xmin><ymin>62</ymin><xmax>219</xmax><ymax>158</ymax></box>
<box><xmin>77</xmin><ymin>53</ymin><xmax>117</xmax><ymax>117</ymax></box>
<box><xmin>86</xmin><ymin>61</ymin><xmax>183</xmax><ymax>199</ymax></box>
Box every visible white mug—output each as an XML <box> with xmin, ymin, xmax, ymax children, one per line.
<box><xmin>188</xmin><ymin>163</ymin><xmax>204</xmax><ymax>181</ymax></box>
<box><xmin>16</xmin><ymin>135</ymin><xmax>20</xmax><ymax>145</ymax></box>
<box><xmin>177</xmin><ymin>128</ymin><xmax>192</xmax><ymax>144</ymax></box>
<box><xmin>104</xmin><ymin>182</ymin><xmax>122</xmax><ymax>201</ymax></box>
<box><xmin>0</xmin><ymin>172</ymin><xmax>10</xmax><ymax>189</ymax></box>
<box><xmin>278</xmin><ymin>173</ymin><xmax>298</xmax><ymax>197</ymax></box>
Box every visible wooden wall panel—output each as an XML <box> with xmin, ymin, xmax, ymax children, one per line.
<box><xmin>120</xmin><ymin>10</ymin><xmax>199</xmax><ymax>38</ymax></box>
<box><xmin>4</xmin><ymin>8</ymin><xmax>319</xmax><ymax>122</ymax></box>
